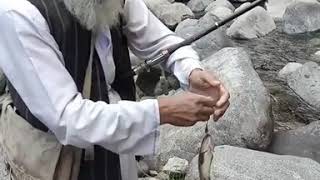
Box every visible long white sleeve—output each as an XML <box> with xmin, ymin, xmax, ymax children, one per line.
<box><xmin>0</xmin><ymin>4</ymin><xmax>159</xmax><ymax>155</ymax></box>
<box><xmin>123</xmin><ymin>0</ymin><xmax>203</xmax><ymax>88</ymax></box>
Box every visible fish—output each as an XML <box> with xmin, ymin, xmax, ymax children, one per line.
<box><xmin>198</xmin><ymin>124</ymin><xmax>214</xmax><ymax>180</ymax></box>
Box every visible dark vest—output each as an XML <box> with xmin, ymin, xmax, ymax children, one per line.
<box><xmin>8</xmin><ymin>0</ymin><xmax>136</xmax><ymax>179</ymax></box>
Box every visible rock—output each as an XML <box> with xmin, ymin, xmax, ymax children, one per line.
<box><xmin>227</xmin><ymin>7</ymin><xmax>276</xmax><ymax>39</ymax></box>
<box><xmin>175</xmin><ymin>13</ymin><xmax>233</xmax><ymax>59</ymax></box>
<box><xmin>138</xmin><ymin>178</ymin><xmax>158</xmax><ymax>180</ymax></box>
<box><xmin>286</xmin><ymin>62</ymin><xmax>320</xmax><ymax>109</ymax></box>
<box><xmin>156</xmin><ymin>172</ymin><xmax>170</xmax><ymax>180</ymax></box>
<box><xmin>268</xmin><ymin>121</ymin><xmax>320</xmax><ymax>163</ymax></box>
<box><xmin>234</xmin><ymin>2</ymin><xmax>250</xmax><ymax>13</ymax></box>
<box><xmin>154</xmin><ymin>48</ymin><xmax>272</xmax><ymax>169</ymax></box>
<box><xmin>283</xmin><ymin>1</ymin><xmax>320</xmax><ymax>34</ymax></box>
<box><xmin>145</xmin><ymin>1</ymin><xmax>194</xmax><ymax>29</ymax></box>
<box><xmin>278</xmin><ymin>62</ymin><xmax>303</xmax><ymax>80</ymax></box>
<box><xmin>266</xmin><ymin>0</ymin><xmax>318</xmax><ymax>19</ymax></box>
<box><xmin>162</xmin><ymin>157</ymin><xmax>189</xmax><ymax>174</ymax></box>
<box><xmin>137</xmin><ymin>160</ymin><xmax>150</xmax><ymax>177</ymax></box>
<box><xmin>315</xmin><ymin>51</ymin><xmax>320</xmax><ymax>57</ymax></box>
<box><xmin>186</xmin><ymin>145</ymin><xmax>320</xmax><ymax>180</ymax></box>
<box><xmin>136</xmin><ymin>67</ymin><xmax>162</xmax><ymax>96</ymax></box>
<box><xmin>143</xmin><ymin>0</ymin><xmax>170</xmax><ymax>9</ymax></box>
<box><xmin>149</xmin><ymin>170</ymin><xmax>158</xmax><ymax>177</ymax></box>
<box><xmin>154</xmin><ymin>76</ymin><xmax>170</xmax><ymax>96</ymax></box>
<box><xmin>205</xmin><ymin>0</ymin><xmax>235</xmax><ymax>12</ymax></box>
<box><xmin>206</xmin><ymin>6</ymin><xmax>233</xmax><ymax>21</ymax></box>
<box><xmin>187</xmin><ymin>0</ymin><xmax>215</xmax><ymax>16</ymax></box>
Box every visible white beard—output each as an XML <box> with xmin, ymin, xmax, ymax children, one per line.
<box><xmin>63</xmin><ymin>0</ymin><xmax>124</xmax><ymax>30</ymax></box>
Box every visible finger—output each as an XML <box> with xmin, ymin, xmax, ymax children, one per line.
<box><xmin>177</xmin><ymin>120</ymin><xmax>196</xmax><ymax>127</ymax></box>
<box><xmin>184</xmin><ymin>121</ymin><xmax>197</xmax><ymax>127</ymax></box>
<box><xmin>198</xmin><ymin>114</ymin><xmax>211</xmax><ymax>122</ymax></box>
<box><xmin>214</xmin><ymin>101</ymin><xmax>230</xmax><ymax>119</ymax></box>
<box><xmin>196</xmin><ymin>95</ymin><xmax>216</xmax><ymax>107</ymax></box>
<box><xmin>199</xmin><ymin>107</ymin><xmax>215</xmax><ymax>115</ymax></box>
<box><xmin>216</xmin><ymin>85</ymin><xmax>230</xmax><ymax>107</ymax></box>
<box><xmin>200</xmin><ymin>72</ymin><xmax>220</xmax><ymax>87</ymax></box>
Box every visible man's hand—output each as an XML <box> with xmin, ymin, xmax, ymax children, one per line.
<box><xmin>158</xmin><ymin>92</ymin><xmax>216</xmax><ymax>126</ymax></box>
<box><xmin>189</xmin><ymin>69</ymin><xmax>230</xmax><ymax>120</ymax></box>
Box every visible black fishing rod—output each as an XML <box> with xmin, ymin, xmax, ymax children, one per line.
<box><xmin>125</xmin><ymin>0</ymin><xmax>268</xmax><ymax>77</ymax></box>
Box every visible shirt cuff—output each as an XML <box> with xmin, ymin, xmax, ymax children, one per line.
<box><xmin>167</xmin><ymin>46</ymin><xmax>203</xmax><ymax>90</ymax></box>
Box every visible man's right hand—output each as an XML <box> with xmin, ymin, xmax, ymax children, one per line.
<box><xmin>158</xmin><ymin>92</ymin><xmax>216</xmax><ymax>126</ymax></box>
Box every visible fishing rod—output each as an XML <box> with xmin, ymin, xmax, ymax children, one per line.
<box><xmin>125</xmin><ymin>0</ymin><xmax>268</xmax><ymax>78</ymax></box>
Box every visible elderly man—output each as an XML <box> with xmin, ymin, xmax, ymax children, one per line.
<box><xmin>0</xmin><ymin>0</ymin><xmax>230</xmax><ymax>179</ymax></box>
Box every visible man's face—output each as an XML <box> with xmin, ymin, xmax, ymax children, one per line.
<box><xmin>63</xmin><ymin>0</ymin><xmax>124</xmax><ymax>30</ymax></box>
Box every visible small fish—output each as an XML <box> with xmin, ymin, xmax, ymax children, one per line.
<box><xmin>198</xmin><ymin>124</ymin><xmax>214</xmax><ymax>180</ymax></box>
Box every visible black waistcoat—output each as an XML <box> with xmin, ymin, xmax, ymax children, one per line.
<box><xmin>8</xmin><ymin>0</ymin><xmax>136</xmax><ymax>179</ymax></box>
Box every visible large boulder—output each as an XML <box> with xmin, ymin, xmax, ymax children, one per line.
<box><xmin>286</xmin><ymin>62</ymin><xmax>320</xmax><ymax>109</ymax></box>
<box><xmin>227</xmin><ymin>6</ymin><xmax>276</xmax><ymax>39</ymax></box>
<box><xmin>175</xmin><ymin>13</ymin><xmax>233</xmax><ymax>59</ymax></box>
<box><xmin>276</xmin><ymin>62</ymin><xmax>320</xmax><ymax>123</ymax></box>
<box><xmin>206</xmin><ymin>6</ymin><xmax>233</xmax><ymax>21</ymax></box>
<box><xmin>186</xmin><ymin>145</ymin><xmax>320</xmax><ymax>180</ymax></box>
<box><xmin>283</xmin><ymin>1</ymin><xmax>320</xmax><ymax>34</ymax></box>
<box><xmin>268</xmin><ymin>121</ymin><xmax>320</xmax><ymax>163</ymax></box>
<box><xmin>266</xmin><ymin>0</ymin><xmax>318</xmax><ymax>19</ymax></box>
<box><xmin>187</xmin><ymin>0</ymin><xmax>215</xmax><ymax>16</ymax></box>
<box><xmin>144</xmin><ymin>0</ymin><xmax>194</xmax><ymax>29</ymax></box>
<box><xmin>153</xmin><ymin>48</ymin><xmax>272</xmax><ymax>169</ymax></box>
<box><xmin>205</xmin><ymin>0</ymin><xmax>235</xmax><ymax>12</ymax></box>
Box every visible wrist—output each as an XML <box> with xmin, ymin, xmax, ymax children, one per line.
<box><xmin>188</xmin><ymin>68</ymin><xmax>203</xmax><ymax>87</ymax></box>
<box><xmin>157</xmin><ymin>97</ymin><xmax>171</xmax><ymax>125</ymax></box>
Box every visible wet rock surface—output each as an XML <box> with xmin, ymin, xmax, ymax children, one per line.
<box><xmin>268</xmin><ymin>121</ymin><xmax>320</xmax><ymax>164</ymax></box>
<box><xmin>186</xmin><ymin>145</ymin><xmax>320</xmax><ymax>180</ymax></box>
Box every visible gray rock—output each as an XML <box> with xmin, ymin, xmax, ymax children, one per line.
<box><xmin>268</xmin><ymin>121</ymin><xmax>320</xmax><ymax>163</ymax></box>
<box><xmin>175</xmin><ymin>14</ymin><xmax>233</xmax><ymax>59</ymax></box>
<box><xmin>286</xmin><ymin>62</ymin><xmax>320</xmax><ymax>109</ymax></box>
<box><xmin>278</xmin><ymin>62</ymin><xmax>303</xmax><ymax>80</ymax></box>
<box><xmin>146</xmin><ymin>1</ymin><xmax>194</xmax><ymax>29</ymax></box>
<box><xmin>137</xmin><ymin>160</ymin><xmax>150</xmax><ymax>177</ymax></box>
<box><xmin>186</xmin><ymin>145</ymin><xmax>320</xmax><ymax>180</ymax></box>
<box><xmin>207</xmin><ymin>6</ymin><xmax>233</xmax><ymax>21</ymax></box>
<box><xmin>162</xmin><ymin>157</ymin><xmax>188</xmax><ymax>174</ymax></box>
<box><xmin>143</xmin><ymin>0</ymin><xmax>170</xmax><ymax>10</ymax></box>
<box><xmin>266</xmin><ymin>0</ymin><xmax>318</xmax><ymax>19</ymax></box>
<box><xmin>315</xmin><ymin>51</ymin><xmax>320</xmax><ymax>57</ymax></box>
<box><xmin>234</xmin><ymin>2</ymin><xmax>250</xmax><ymax>13</ymax></box>
<box><xmin>227</xmin><ymin>7</ymin><xmax>276</xmax><ymax>39</ymax></box>
<box><xmin>187</xmin><ymin>0</ymin><xmax>215</xmax><ymax>14</ymax></box>
<box><xmin>283</xmin><ymin>1</ymin><xmax>320</xmax><ymax>34</ymax></box>
<box><xmin>205</xmin><ymin>0</ymin><xmax>235</xmax><ymax>12</ymax></box>
<box><xmin>154</xmin><ymin>48</ymin><xmax>272</xmax><ymax>168</ymax></box>
<box><xmin>138</xmin><ymin>178</ymin><xmax>158</xmax><ymax>180</ymax></box>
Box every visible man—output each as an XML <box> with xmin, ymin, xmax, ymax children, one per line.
<box><xmin>0</xmin><ymin>0</ymin><xmax>230</xmax><ymax>179</ymax></box>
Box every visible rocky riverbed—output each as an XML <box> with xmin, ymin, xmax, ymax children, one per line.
<box><xmin>136</xmin><ymin>0</ymin><xmax>320</xmax><ymax>179</ymax></box>
<box><xmin>0</xmin><ymin>0</ymin><xmax>320</xmax><ymax>180</ymax></box>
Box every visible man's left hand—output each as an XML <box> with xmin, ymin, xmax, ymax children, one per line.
<box><xmin>188</xmin><ymin>69</ymin><xmax>230</xmax><ymax>121</ymax></box>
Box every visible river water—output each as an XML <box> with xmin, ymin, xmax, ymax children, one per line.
<box><xmin>233</xmin><ymin>20</ymin><xmax>320</xmax><ymax>131</ymax></box>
